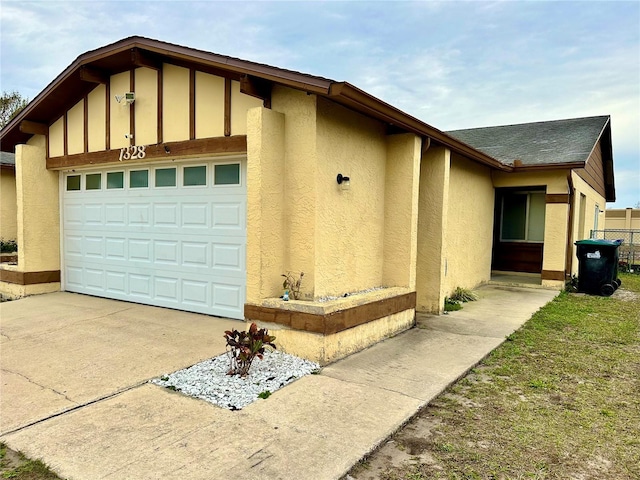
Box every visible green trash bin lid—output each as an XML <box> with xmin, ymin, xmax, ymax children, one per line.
<box><xmin>575</xmin><ymin>239</ymin><xmax>623</xmax><ymax>246</ymax></box>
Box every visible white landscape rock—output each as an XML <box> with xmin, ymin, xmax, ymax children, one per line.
<box><xmin>151</xmin><ymin>350</ymin><xmax>320</xmax><ymax>410</ymax></box>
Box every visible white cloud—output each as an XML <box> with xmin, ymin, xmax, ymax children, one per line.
<box><xmin>1</xmin><ymin>0</ymin><xmax>638</xmax><ymax>206</ymax></box>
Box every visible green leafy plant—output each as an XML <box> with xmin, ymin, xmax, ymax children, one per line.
<box><xmin>444</xmin><ymin>297</ymin><xmax>462</xmax><ymax>312</ymax></box>
<box><xmin>258</xmin><ymin>390</ymin><xmax>271</xmax><ymax>399</ymax></box>
<box><xmin>0</xmin><ymin>239</ymin><xmax>17</xmax><ymax>254</ymax></box>
<box><xmin>281</xmin><ymin>271</ymin><xmax>304</xmax><ymax>300</ymax></box>
<box><xmin>449</xmin><ymin>286</ymin><xmax>478</xmax><ymax>303</ymax></box>
<box><xmin>224</xmin><ymin>322</ymin><xmax>276</xmax><ymax>377</ymax></box>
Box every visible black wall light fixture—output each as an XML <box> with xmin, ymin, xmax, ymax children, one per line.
<box><xmin>337</xmin><ymin>173</ymin><xmax>350</xmax><ymax>185</ymax></box>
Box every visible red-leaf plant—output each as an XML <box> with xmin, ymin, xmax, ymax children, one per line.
<box><xmin>224</xmin><ymin>323</ymin><xmax>276</xmax><ymax>377</ymax></box>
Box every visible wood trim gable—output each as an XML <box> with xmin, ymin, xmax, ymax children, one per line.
<box><xmin>47</xmin><ymin>135</ymin><xmax>247</xmax><ymax>169</ymax></box>
<box><xmin>546</xmin><ymin>194</ymin><xmax>570</xmax><ymax>204</ymax></box>
<box><xmin>244</xmin><ymin>292</ymin><xmax>416</xmax><ymax>336</ymax></box>
<box><xmin>0</xmin><ymin>269</ymin><xmax>61</xmax><ymax>285</ymax></box>
<box><xmin>189</xmin><ymin>68</ymin><xmax>196</xmax><ymax>140</ymax></box>
<box><xmin>105</xmin><ymin>81</ymin><xmax>111</xmax><ymax>150</ymax></box>
<box><xmin>129</xmin><ymin>69</ymin><xmax>135</xmax><ymax>146</ymax></box>
<box><xmin>157</xmin><ymin>65</ymin><xmax>163</xmax><ymax>144</ymax></box>
<box><xmin>575</xmin><ymin>137</ymin><xmax>608</xmax><ymax>200</ymax></box>
<box><xmin>83</xmin><ymin>94</ymin><xmax>89</xmax><ymax>153</ymax></box>
<box><xmin>224</xmin><ymin>78</ymin><xmax>231</xmax><ymax>137</ymax></box>
<box><xmin>541</xmin><ymin>270</ymin><xmax>565</xmax><ymax>281</ymax></box>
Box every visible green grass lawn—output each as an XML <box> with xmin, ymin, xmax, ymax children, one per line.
<box><xmin>368</xmin><ymin>273</ymin><xmax>640</xmax><ymax>479</ymax></box>
<box><xmin>0</xmin><ymin>443</ymin><xmax>62</xmax><ymax>480</ymax></box>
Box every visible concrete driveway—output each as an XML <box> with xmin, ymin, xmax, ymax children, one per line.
<box><xmin>0</xmin><ymin>292</ymin><xmax>240</xmax><ymax>435</ymax></box>
<box><xmin>0</xmin><ymin>286</ymin><xmax>558</xmax><ymax>479</ymax></box>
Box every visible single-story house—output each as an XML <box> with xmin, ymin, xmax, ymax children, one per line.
<box><xmin>0</xmin><ymin>151</ymin><xmax>17</xmax><ymax>244</ymax></box>
<box><xmin>0</xmin><ymin>37</ymin><xmax>615</xmax><ymax>363</ymax></box>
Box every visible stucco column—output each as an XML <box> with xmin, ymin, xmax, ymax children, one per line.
<box><xmin>416</xmin><ymin>146</ymin><xmax>451</xmax><ymax>312</ymax></box>
<box><xmin>383</xmin><ymin>133</ymin><xmax>422</xmax><ymax>289</ymax></box>
<box><xmin>246</xmin><ymin>107</ymin><xmax>286</xmax><ymax>303</ymax></box>
<box><xmin>15</xmin><ymin>135</ymin><xmax>60</xmax><ymax>272</ymax></box>
<box><xmin>542</xmin><ymin>202</ymin><xmax>570</xmax><ymax>284</ymax></box>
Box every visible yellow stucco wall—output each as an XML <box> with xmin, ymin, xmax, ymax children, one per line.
<box><xmin>257</xmin><ymin>308</ymin><xmax>415</xmax><ymax>365</ymax></box>
<box><xmin>605</xmin><ymin>209</ymin><xmax>640</xmax><ymax>230</ymax></box>
<box><xmin>195</xmin><ymin>72</ymin><xmax>225</xmax><ymax>138</ymax></box>
<box><xmin>67</xmin><ymin>99</ymin><xmax>84</xmax><ymax>155</ymax></box>
<box><xmin>87</xmin><ymin>84</ymin><xmax>106</xmax><ymax>152</ymax></box>
<box><xmin>271</xmin><ymin>86</ymin><xmax>318</xmax><ymax>299</ymax></box>
<box><xmin>134</xmin><ymin>67</ymin><xmax>158</xmax><ymax>146</ymax></box>
<box><xmin>231</xmin><ymin>80</ymin><xmax>263</xmax><ymax>136</ymax></box>
<box><xmin>15</xmin><ymin>136</ymin><xmax>60</xmax><ymax>272</ymax></box>
<box><xmin>0</xmin><ymin>168</ymin><xmax>17</xmax><ymax>241</ymax></box>
<box><xmin>249</xmin><ymin>88</ymin><xmax>420</xmax><ymax>301</ymax></box>
<box><xmin>0</xmin><ymin>280</ymin><xmax>60</xmax><ymax>298</ymax></box>
<box><xmin>492</xmin><ymin>170</ymin><xmax>568</xmax><ymax>194</ymax></box>
<box><xmin>48</xmin><ymin>117</ymin><xmax>64</xmax><ymax>158</ymax></box>
<box><xmin>246</xmin><ymin>106</ymin><xmax>286</xmax><ymax>303</ymax></box>
<box><xmin>162</xmin><ymin>63</ymin><xmax>190</xmax><ymax>142</ymax></box>
<box><xmin>315</xmin><ymin>98</ymin><xmax>387</xmax><ymax>297</ymax></box>
<box><xmin>383</xmin><ymin>134</ymin><xmax>422</xmax><ymax>289</ymax></box>
<box><xmin>110</xmin><ymin>71</ymin><xmax>131</xmax><ymax>149</ymax></box>
<box><xmin>46</xmin><ymin>64</ymin><xmax>268</xmax><ymax>159</ymax></box>
<box><xmin>416</xmin><ymin>146</ymin><xmax>450</xmax><ymax>312</ymax></box>
<box><xmin>443</xmin><ymin>153</ymin><xmax>494</xmax><ymax>295</ymax></box>
<box><xmin>570</xmin><ymin>172</ymin><xmax>607</xmax><ymax>275</ymax></box>
<box><xmin>493</xmin><ymin>169</ymin><xmax>571</xmax><ymax>287</ymax></box>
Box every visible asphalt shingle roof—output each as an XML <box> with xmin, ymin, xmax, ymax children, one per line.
<box><xmin>446</xmin><ymin>115</ymin><xmax>610</xmax><ymax>167</ymax></box>
<box><xmin>0</xmin><ymin>151</ymin><xmax>15</xmax><ymax>166</ymax></box>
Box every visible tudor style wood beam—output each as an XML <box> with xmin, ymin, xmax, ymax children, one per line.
<box><xmin>131</xmin><ymin>48</ymin><xmax>161</xmax><ymax>70</ymax></box>
<box><xmin>240</xmin><ymin>74</ymin><xmax>272</xmax><ymax>108</ymax></box>
<box><xmin>19</xmin><ymin>120</ymin><xmax>48</xmax><ymax>136</ymax></box>
<box><xmin>46</xmin><ymin>135</ymin><xmax>247</xmax><ymax>169</ymax></box>
<box><xmin>79</xmin><ymin>65</ymin><xmax>108</xmax><ymax>84</ymax></box>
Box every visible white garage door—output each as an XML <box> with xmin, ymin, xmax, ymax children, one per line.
<box><xmin>62</xmin><ymin>158</ymin><xmax>246</xmax><ymax>319</ymax></box>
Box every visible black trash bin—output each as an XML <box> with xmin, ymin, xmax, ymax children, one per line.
<box><xmin>575</xmin><ymin>239</ymin><xmax>623</xmax><ymax>296</ymax></box>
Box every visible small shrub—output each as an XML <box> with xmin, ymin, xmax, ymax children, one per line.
<box><xmin>450</xmin><ymin>286</ymin><xmax>478</xmax><ymax>303</ymax></box>
<box><xmin>444</xmin><ymin>297</ymin><xmax>462</xmax><ymax>311</ymax></box>
<box><xmin>282</xmin><ymin>271</ymin><xmax>304</xmax><ymax>300</ymax></box>
<box><xmin>0</xmin><ymin>239</ymin><xmax>17</xmax><ymax>253</ymax></box>
<box><xmin>258</xmin><ymin>390</ymin><xmax>271</xmax><ymax>399</ymax></box>
<box><xmin>224</xmin><ymin>322</ymin><xmax>276</xmax><ymax>377</ymax></box>
<box><xmin>565</xmin><ymin>274</ymin><xmax>579</xmax><ymax>293</ymax></box>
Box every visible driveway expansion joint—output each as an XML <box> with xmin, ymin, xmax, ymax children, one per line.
<box><xmin>0</xmin><ymin>379</ymin><xmax>149</xmax><ymax>437</ymax></box>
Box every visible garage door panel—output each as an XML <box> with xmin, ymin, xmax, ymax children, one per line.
<box><xmin>85</xmin><ymin>236</ymin><xmax>104</xmax><ymax>258</ymax></box>
<box><xmin>105</xmin><ymin>238</ymin><xmax>126</xmax><ymax>259</ymax></box>
<box><xmin>65</xmin><ymin>235</ymin><xmax>83</xmax><ymax>256</ymax></box>
<box><xmin>155</xmin><ymin>276</ymin><xmax>179</xmax><ymax>302</ymax></box>
<box><xmin>182</xmin><ymin>242</ymin><xmax>209</xmax><ymax>267</ymax></box>
<box><xmin>182</xmin><ymin>203</ymin><xmax>209</xmax><ymax>227</ymax></box>
<box><xmin>154</xmin><ymin>240</ymin><xmax>179</xmax><ymax>264</ymax></box>
<box><xmin>106</xmin><ymin>271</ymin><xmax>126</xmax><ymax>293</ymax></box>
<box><xmin>129</xmin><ymin>203</ymin><xmax>151</xmax><ymax>225</ymax></box>
<box><xmin>65</xmin><ymin>266</ymin><xmax>83</xmax><ymax>287</ymax></box>
<box><xmin>105</xmin><ymin>204</ymin><xmax>127</xmax><ymax>225</ymax></box>
<box><xmin>130</xmin><ymin>274</ymin><xmax>152</xmax><ymax>298</ymax></box>
<box><xmin>63</xmin><ymin>159</ymin><xmax>247</xmax><ymax>319</ymax></box>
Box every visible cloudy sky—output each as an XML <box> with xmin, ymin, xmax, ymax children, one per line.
<box><xmin>1</xmin><ymin>0</ymin><xmax>638</xmax><ymax>207</ymax></box>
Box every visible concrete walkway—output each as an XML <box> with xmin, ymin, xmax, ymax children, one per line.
<box><xmin>0</xmin><ymin>286</ymin><xmax>557</xmax><ymax>480</ymax></box>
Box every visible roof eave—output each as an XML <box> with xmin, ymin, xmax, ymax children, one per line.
<box><xmin>512</xmin><ymin>161</ymin><xmax>586</xmax><ymax>172</ymax></box>
<box><xmin>327</xmin><ymin>82</ymin><xmax>510</xmax><ymax>171</ymax></box>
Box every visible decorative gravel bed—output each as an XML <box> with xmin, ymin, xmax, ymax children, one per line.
<box><xmin>151</xmin><ymin>350</ymin><xmax>320</xmax><ymax>410</ymax></box>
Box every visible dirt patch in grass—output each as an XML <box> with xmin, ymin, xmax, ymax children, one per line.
<box><xmin>345</xmin><ymin>273</ymin><xmax>640</xmax><ymax>480</ymax></box>
<box><xmin>0</xmin><ymin>443</ymin><xmax>63</xmax><ymax>480</ymax></box>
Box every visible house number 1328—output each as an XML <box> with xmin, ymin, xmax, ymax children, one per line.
<box><xmin>119</xmin><ymin>145</ymin><xmax>146</xmax><ymax>161</ymax></box>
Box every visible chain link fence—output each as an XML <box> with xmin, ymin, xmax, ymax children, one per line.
<box><xmin>590</xmin><ymin>229</ymin><xmax>640</xmax><ymax>273</ymax></box>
